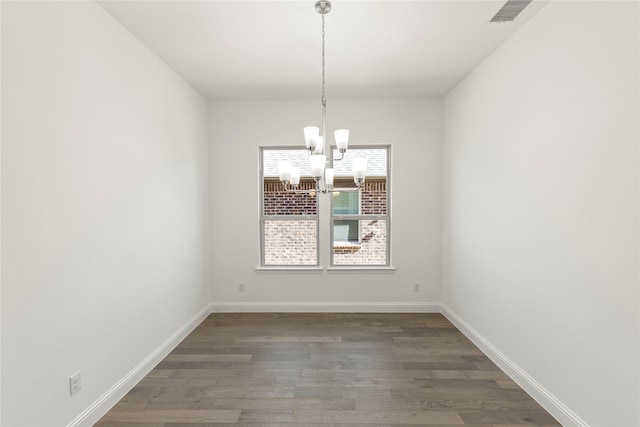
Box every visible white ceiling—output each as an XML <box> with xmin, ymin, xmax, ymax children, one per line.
<box><xmin>98</xmin><ymin>0</ymin><xmax>548</xmax><ymax>99</ymax></box>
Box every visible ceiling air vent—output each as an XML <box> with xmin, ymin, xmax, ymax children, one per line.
<box><xmin>490</xmin><ymin>0</ymin><xmax>533</xmax><ymax>22</ymax></box>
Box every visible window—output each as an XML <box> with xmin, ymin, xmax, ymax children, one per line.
<box><xmin>331</xmin><ymin>147</ymin><xmax>389</xmax><ymax>266</ymax></box>
<box><xmin>260</xmin><ymin>145</ymin><xmax>390</xmax><ymax>268</ymax></box>
<box><xmin>260</xmin><ymin>148</ymin><xmax>318</xmax><ymax>266</ymax></box>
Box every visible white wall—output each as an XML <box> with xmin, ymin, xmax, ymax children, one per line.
<box><xmin>1</xmin><ymin>2</ymin><xmax>210</xmax><ymax>425</ymax></box>
<box><xmin>209</xmin><ymin>98</ymin><xmax>442</xmax><ymax>311</ymax></box>
<box><xmin>442</xmin><ymin>1</ymin><xmax>639</xmax><ymax>426</ymax></box>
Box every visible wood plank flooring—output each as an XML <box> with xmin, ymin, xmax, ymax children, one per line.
<box><xmin>95</xmin><ymin>313</ymin><xmax>560</xmax><ymax>426</ymax></box>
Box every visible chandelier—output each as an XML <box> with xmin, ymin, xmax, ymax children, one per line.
<box><xmin>277</xmin><ymin>0</ymin><xmax>367</xmax><ymax>194</ymax></box>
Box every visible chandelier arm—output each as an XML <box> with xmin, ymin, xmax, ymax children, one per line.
<box><xmin>282</xmin><ymin>185</ymin><xmax>317</xmax><ymax>194</ymax></box>
<box><xmin>283</xmin><ymin>186</ymin><xmax>361</xmax><ymax>194</ymax></box>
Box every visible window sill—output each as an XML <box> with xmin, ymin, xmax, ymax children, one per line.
<box><xmin>255</xmin><ymin>266</ymin><xmax>395</xmax><ymax>273</ymax></box>
<box><xmin>256</xmin><ymin>266</ymin><xmax>323</xmax><ymax>273</ymax></box>
<box><xmin>327</xmin><ymin>266</ymin><xmax>396</xmax><ymax>273</ymax></box>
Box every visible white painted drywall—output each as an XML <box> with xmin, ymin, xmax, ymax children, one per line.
<box><xmin>1</xmin><ymin>2</ymin><xmax>210</xmax><ymax>425</ymax></box>
<box><xmin>442</xmin><ymin>1</ymin><xmax>639</xmax><ymax>425</ymax></box>
<box><xmin>209</xmin><ymin>98</ymin><xmax>442</xmax><ymax>310</ymax></box>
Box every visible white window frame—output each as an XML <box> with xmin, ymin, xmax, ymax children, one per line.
<box><xmin>330</xmin><ymin>145</ymin><xmax>391</xmax><ymax>267</ymax></box>
<box><xmin>259</xmin><ymin>147</ymin><xmax>320</xmax><ymax>268</ymax></box>
<box><xmin>258</xmin><ymin>145</ymin><xmax>391</xmax><ymax>270</ymax></box>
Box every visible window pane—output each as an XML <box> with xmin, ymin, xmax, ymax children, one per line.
<box><xmin>264</xmin><ymin>220</ymin><xmax>317</xmax><ymax>265</ymax></box>
<box><xmin>332</xmin><ymin>147</ymin><xmax>387</xmax><ymax>215</ymax></box>
<box><xmin>264</xmin><ymin>149</ymin><xmax>315</xmax><ymax>177</ymax></box>
<box><xmin>263</xmin><ymin>180</ymin><xmax>317</xmax><ymax>216</ymax></box>
<box><xmin>332</xmin><ymin>191</ymin><xmax>359</xmax><ymax>215</ymax></box>
<box><xmin>332</xmin><ymin>148</ymin><xmax>387</xmax><ymax>178</ymax></box>
<box><xmin>334</xmin><ymin>219</ymin><xmax>359</xmax><ymax>243</ymax></box>
<box><xmin>333</xmin><ymin>219</ymin><xmax>387</xmax><ymax>266</ymax></box>
<box><xmin>263</xmin><ymin>149</ymin><xmax>317</xmax><ymax>216</ymax></box>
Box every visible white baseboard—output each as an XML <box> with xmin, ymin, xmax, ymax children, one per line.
<box><xmin>67</xmin><ymin>303</ymin><xmax>213</xmax><ymax>427</ymax></box>
<box><xmin>440</xmin><ymin>304</ymin><xmax>587</xmax><ymax>427</ymax></box>
<box><xmin>211</xmin><ymin>301</ymin><xmax>441</xmax><ymax>313</ymax></box>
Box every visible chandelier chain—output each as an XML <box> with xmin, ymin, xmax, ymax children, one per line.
<box><xmin>321</xmin><ymin>11</ymin><xmax>326</xmax><ymax>108</ymax></box>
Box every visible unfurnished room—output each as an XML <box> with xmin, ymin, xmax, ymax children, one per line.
<box><xmin>1</xmin><ymin>0</ymin><xmax>639</xmax><ymax>426</ymax></box>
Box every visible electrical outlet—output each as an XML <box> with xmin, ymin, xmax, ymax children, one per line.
<box><xmin>238</xmin><ymin>282</ymin><xmax>245</xmax><ymax>292</ymax></box>
<box><xmin>413</xmin><ymin>282</ymin><xmax>420</xmax><ymax>292</ymax></box>
<box><xmin>69</xmin><ymin>371</ymin><xmax>81</xmax><ymax>396</ymax></box>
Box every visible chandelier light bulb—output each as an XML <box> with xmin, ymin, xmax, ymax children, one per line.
<box><xmin>278</xmin><ymin>161</ymin><xmax>292</xmax><ymax>183</ymax></box>
<box><xmin>304</xmin><ymin>126</ymin><xmax>319</xmax><ymax>150</ymax></box>
<box><xmin>290</xmin><ymin>167</ymin><xmax>301</xmax><ymax>187</ymax></box>
<box><xmin>334</xmin><ymin>129</ymin><xmax>349</xmax><ymax>152</ymax></box>
<box><xmin>310</xmin><ymin>154</ymin><xmax>326</xmax><ymax>180</ymax></box>
<box><xmin>352</xmin><ymin>157</ymin><xmax>367</xmax><ymax>186</ymax></box>
<box><xmin>313</xmin><ymin>136</ymin><xmax>324</xmax><ymax>154</ymax></box>
<box><xmin>324</xmin><ymin>168</ymin><xmax>334</xmax><ymax>189</ymax></box>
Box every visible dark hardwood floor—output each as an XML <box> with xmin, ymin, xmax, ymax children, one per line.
<box><xmin>95</xmin><ymin>313</ymin><xmax>560</xmax><ymax>426</ymax></box>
